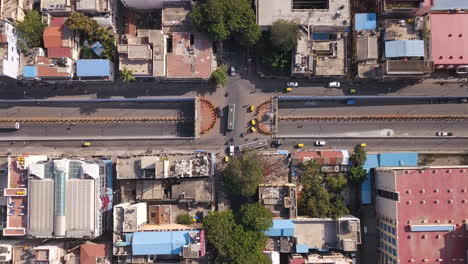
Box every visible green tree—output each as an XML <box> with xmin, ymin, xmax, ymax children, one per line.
<box><xmin>176</xmin><ymin>213</ymin><xmax>192</xmax><ymax>225</ymax></box>
<box><xmin>15</xmin><ymin>10</ymin><xmax>46</xmax><ymax>53</ymax></box>
<box><xmin>325</xmin><ymin>173</ymin><xmax>348</xmax><ymax>193</ymax></box>
<box><xmin>120</xmin><ymin>68</ymin><xmax>136</xmax><ymax>83</ymax></box>
<box><xmin>351</xmin><ymin>144</ymin><xmax>367</xmax><ymax>167</ymax></box>
<box><xmin>330</xmin><ymin>195</ymin><xmax>349</xmax><ymax>218</ymax></box>
<box><xmin>238</xmin><ymin>203</ymin><xmax>272</xmax><ymax>232</ymax></box>
<box><xmin>203</xmin><ymin>211</ymin><xmax>237</xmax><ymax>259</ymax></box>
<box><xmin>270</xmin><ymin>19</ymin><xmax>299</xmax><ymax>52</ymax></box>
<box><xmin>189</xmin><ymin>0</ymin><xmax>261</xmax><ymax>46</ymax></box>
<box><xmin>223</xmin><ymin>152</ymin><xmax>263</xmax><ymax>197</ymax></box>
<box><xmin>349</xmin><ymin>165</ymin><xmax>367</xmax><ymax>184</ymax></box>
<box><xmin>66</xmin><ymin>12</ymin><xmax>98</xmax><ymax>37</ymax></box>
<box><xmin>211</xmin><ymin>65</ymin><xmax>228</xmax><ymax>86</ymax></box>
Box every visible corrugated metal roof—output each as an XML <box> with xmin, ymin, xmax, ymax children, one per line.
<box><xmin>66</xmin><ymin>179</ymin><xmax>95</xmax><ymax>237</ymax></box>
<box><xmin>410</xmin><ymin>225</ymin><xmax>455</xmax><ymax>232</ymax></box>
<box><xmin>385</xmin><ymin>40</ymin><xmax>425</xmax><ymax>58</ymax></box>
<box><xmin>132</xmin><ymin>231</ymin><xmax>198</xmax><ymax>255</ymax></box>
<box><xmin>47</xmin><ymin>47</ymin><xmax>72</xmax><ymax>58</ymax></box>
<box><xmin>28</xmin><ymin>180</ymin><xmax>54</xmax><ymax>237</ymax></box>
<box><xmin>76</xmin><ymin>59</ymin><xmax>111</xmax><ymax>77</ymax></box>
<box><xmin>295</xmin><ymin>244</ymin><xmax>309</xmax><ymax>253</ymax></box>
<box><xmin>432</xmin><ymin>0</ymin><xmax>468</xmax><ymax>10</ymax></box>
<box><xmin>355</xmin><ymin>13</ymin><xmax>377</xmax><ymax>31</ymax></box>
<box><xmin>265</xmin><ymin>219</ymin><xmax>295</xmax><ymax>237</ymax></box>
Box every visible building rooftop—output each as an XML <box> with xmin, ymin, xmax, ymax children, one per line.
<box><xmin>375</xmin><ymin>166</ymin><xmax>468</xmax><ymax>264</ymax></box>
<box><xmin>357</xmin><ymin>35</ymin><xmax>378</xmax><ymax>61</ymax></box>
<box><xmin>430</xmin><ymin>13</ymin><xmax>468</xmax><ymax>65</ymax></box>
<box><xmin>259</xmin><ymin>184</ymin><xmax>297</xmax><ymax>219</ymax></box>
<box><xmin>384</xmin><ymin>19</ymin><xmax>423</xmax><ymax>42</ymax></box>
<box><xmin>80</xmin><ymin>242</ymin><xmax>110</xmax><ymax>264</ymax></box>
<box><xmin>355</xmin><ymin>13</ymin><xmax>377</xmax><ymax>31</ymax></box>
<box><xmin>116</xmin><ymin>153</ymin><xmax>213</xmax><ymax>180</ymax></box>
<box><xmin>131</xmin><ymin>230</ymin><xmax>204</xmax><ymax>256</ymax></box>
<box><xmin>265</xmin><ymin>219</ymin><xmax>295</xmax><ymax>237</ymax></box>
<box><xmin>135</xmin><ymin>178</ymin><xmax>213</xmax><ymax>203</ymax></box>
<box><xmin>76</xmin><ymin>59</ymin><xmax>112</xmax><ymax>77</ymax></box>
<box><xmin>385</xmin><ymin>60</ymin><xmax>433</xmax><ymax>74</ymax></box>
<box><xmin>385</xmin><ymin>40</ymin><xmax>424</xmax><ymax>58</ymax></box>
<box><xmin>305</xmin><ymin>253</ymin><xmax>353</xmax><ymax>264</ymax></box>
<box><xmin>40</xmin><ymin>0</ymin><xmax>72</xmax><ymax>13</ymax></box>
<box><xmin>431</xmin><ymin>0</ymin><xmax>468</xmax><ymax>10</ymax></box>
<box><xmin>256</xmin><ymin>0</ymin><xmax>350</xmax><ymax>27</ymax></box>
<box><xmin>3</xmin><ymin>156</ymin><xmax>28</xmax><ymax>236</ymax></box>
<box><xmin>166</xmin><ymin>32</ymin><xmax>214</xmax><ymax>79</ymax></box>
<box><xmin>291</xmin><ymin>150</ymin><xmax>349</xmax><ymax>167</ymax></box>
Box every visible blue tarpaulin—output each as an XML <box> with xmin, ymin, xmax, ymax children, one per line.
<box><xmin>132</xmin><ymin>231</ymin><xmax>198</xmax><ymax>255</ymax></box>
<box><xmin>360</xmin><ymin>152</ymin><xmax>418</xmax><ymax>204</ymax></box>
<box><xmin>385</xmin><ymin>40</ymin><xmax>425</xmax><ymax>58</ymax></box>
<box><xmin>91</xmin><ymin>41</ymin><xmax>104</xmax><ymax>57</ymax></box>
<box><xmin>23</xmin><ymin>66</ymin><xmax>37</xmax><ymax>78</ymax></box>
<box><xmin>295</xmin><ymin>244</ymin><xmax>309</xmax><ymax>253</ymax></box>
<box><xmin>355</xmin><ymin>13</ymin><xmax>377</xmax><ymax>31</ymax></box>
<box><xmin>76</xmin><ymin>59</ymin><xmax>111</xmax><ymax>77</ymax></box>
<box><xmin>265</xmin><ymin>219</ymin><xmax>294</xmax><ymax>237</ymax></box>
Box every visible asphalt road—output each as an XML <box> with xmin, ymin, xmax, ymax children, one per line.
<box><xmin>0</xmin><ymin>121</ymin><xmax>194</xmax><ymax>138</ymax></box>
<box><xmin>277</xmin><ymin>120</ymin><xmax>468</xmax><ymax>137</ymax></box>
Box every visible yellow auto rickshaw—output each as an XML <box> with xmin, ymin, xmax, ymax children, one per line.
<box><xmin>251</xmin><ymin>119</ymin><xmax>257</xmax><ymax>125</ymax></box>
<box><xmin>297</xmin><ymin>143</ymin><xmax>304</xmax><ymax>148</ymax></box>
<box><xmin>250</xmin><ymin>105</ymin><xmax>255</xmax><ymax>112</ymax></box>
<box><xmin>286</xmin><ymin>87</ymin><xmax>293</xmax><ymax>92</ymax></box>
<box><xmin>224</xmin><ymin>156</ymin><xmax>229</xmax><ymax>162</ymax></box>
<box><xmin>350</xmin><ymin>89</ymin><xmax>357</xmax><ymax>94</ymax></box>
<box><xmin>360</xmin><ymin>143</ymin><xmax>367</xmax><ymax>147</ymax></box>
<box><xmin>250</xmin><ymin>127</ymin><xmax>257</xmax><ymax>132</ymax></box>
<box><xmin>83</xmin><ymin>142</ymin><xmax>92</xmax><ymax>147</ymax></box>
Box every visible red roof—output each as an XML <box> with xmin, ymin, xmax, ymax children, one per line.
<box><xmin>47</xmin><ymin>47</ymin><xmax>72</xmax><ymax>58</ymax></box>
<box><xmin>431</xmin><ymin>13</ymin><xmax>468</xmax><ymax>65</ymax></box>
<box><xmin>395</xmin><ymin>167</ymin><xmax>468</xmax><ymax>263</ymax></box>
<box><xmin>36</xmin><ymin>64</ymin><xmax>70</xmax><ymax>77</ymax></box>
<box><xmin>80</xmin><ymin>243</ymin><xmax>108</xmax><ymax>264</ymax></box>
<box><xmin>43</xmin><ymin>26</ymin><xmax>63</xmax><ymax>48</ymax></box>
<box><xmin>50</xmin><ymin>17</ymin><xmax>66</xmax><ymax>27</ymax></box>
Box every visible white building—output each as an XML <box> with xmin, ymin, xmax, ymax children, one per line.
<box><xmin>25</xmin><ymin>157</ymin><xmax>112</xmax><ymax>238</ymax></box>
<box><xmin>0</xmin><ymin>21</ymin><xmax>19</xmax><ymax>79</ymax></box>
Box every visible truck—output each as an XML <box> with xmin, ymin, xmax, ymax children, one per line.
<box><xmin>0</xmin><ymin>122</ymin><xmax>20</xmax><ymax>131</ymax></box>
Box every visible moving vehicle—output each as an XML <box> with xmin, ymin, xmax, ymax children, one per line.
<box><xmin>328</xmin><ymin>81</ymin><xmax>341</xmax><ymax>88</ymax></box>
<box><xmin>360</xmin><ymin>143</ymin><xmax>367</xmax><ymax>147</ymax></box>
<box><xmin>224</xmin><ymin>156</ymin><xmax>229</xmax><ymax>162</ymax></box>
<box><xmin>285</xmin><ymin>87</ymin><xmax>293</xmax><ymax>92</ymax></box>
<box><xmin>227</xmin><ymin>104</ymin><xmax>236</xmax><ymax>131</ymax></box>
<box><xmin>0</xmin><ymin>122</ymin><xmax>20</xmax><ymax>131</ymax></box>
<box><xmin>249</xmin><ymin>105</ymin><xmax>255</xmax><ymax>112</ymax></box>
<box><xmin>250</xmin><ymin>127</ymin><xmax>257</xmax><ymax>132</ymax></box>
<box><xmin>216</xmin><ymin>107</ymin><xmax>223</xmax><ymax>118</ymax></box>
<box><xmin>297</xmin><ymin>143</ymin><xmax>304</xmax><ymax>148</ymax></box>
<box><xmin>229</xmin><ymin>145</ymin><xmax>235</xmax><ymax>156</ymax></box>
<box><xmin>436</xmin><ymin>131</ymin><xmax>452</xmax><ymax>136</ymax></box>
<box><xmin>82</xmin><ymin>142</ymin><xmax>92</xmax><ymax>147</ymax></box>
<box><xmin>347</xmin><ymin>99</ymin><xmax>356</xmax><ymax>105</ymax></box>
<box><xmin>286</xmin><ymin>81</ymin><xmax>299</xmax><ymax>87</ymax></box>
<box><xmin>349</xmin><ymin>88</ymin><xmax>357</xmax><ymax>93</ymax></box>
<box><xmin>315</xmin><ymin>140</ymin><xmax>326</xmax><ymax>146</ymax></box>
<box><xmin>230</xmin><ymin>66</ymin><xmax>236</xmax><ymax>76</ymax></box>
<box><xmin>251</xmin><ymin>119</ymin><xmax>256</xmax><ymax>125</ymax></box>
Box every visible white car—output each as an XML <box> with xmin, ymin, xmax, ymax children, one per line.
<box><xmin>286</xmin><ymin>81</ymin><xmax>299</xmax><ymax>87</ymax></box>
<box><xmin>436</xmin><ymin>131</ymin><xmax>449</xmax><ymax>136</ymax></box>
<box><xmin>229</xmin><ymin>145</ymin><xmax>235</xmax><ymax>156</ymax></box>
<box><xmin>328</xmin><ymin>81</ymin><xmax>341</xmax><ymax>88</ymax></box>
<box><xmin>230</xmin><ymin>66</ymin><xmax>236</xmax><ymax>76</ymax></box>
<box><xmin>315</xmin><ymin>140</ymin><xmax>326</xmax><ymax>146</ymax></box>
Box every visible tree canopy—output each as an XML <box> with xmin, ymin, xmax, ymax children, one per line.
<box><xmin>238</xmin><ymin>203</ymin><xmax>273</xmax><ymax>232</ymax></box>
<box><xmin>189</xmin><ymin>0</ymin><xmax>261</xmax><ymax>46</ymax></box>
<box><xmin>223</xmin><ymin>152</ymin><xmax>263</xmax><ymax>197</ymax></box>
<box><xmin>351</xmin><ymin>144</ymin><xmax>367</xmax><ymax>167</ymax></box>
<box><xmin>121</xmin><ymin>68</ymin><xmax>136</xmax><ymax>83</ymax></box>
<box><xmin>211</xmin><ymin>65</ymin><xmax>228</xmax><ymax>86</ymax></box>
<box><xmin>66</xmin><ymin>12</ymin><xmax>99</xmax><ymax>37</ymax></box>
<box><xmin>298</xmin><ymin>161</ymin><xmax>349</xmax><ymax>218</ymax></box>
<box><xmin>203</xmin><ymin>210</ymin><xmax>270</xmax><ymax>264</ymax></box>
<box><xmin>349</xmin><ymin>145</ymin><xmax>368</xmax><ymax>184</ymax></box>
<box><xmin>15</xmin><ymin>11</ymin><xmax>46</xmax><ymax>53</ymax></box>
<box><xmin>270</xmin><ymin>19</ymin><xmax>299</xmax><ymax>52</ymax></box>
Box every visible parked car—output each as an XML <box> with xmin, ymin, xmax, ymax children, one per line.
<box><xmin>229</xmin><ymin>145</ymin><xmax>235</xmax><ymax>156</ymax></box>
<box><xmin>216</xmin><ymin>107</ymin><xmax>223</xmax><ymax>118</ymax></box>
<box><xmin>230</xmin><ymin>66</ymin><xmax>236</xmax><ymax>76</ymax></box>
<box><xmin>285</xmin><ymin>87</ymin><xmax>293</xmax><ymax>92</ymax></box>
<box><xmin>328</xmin><ymin>81</ymin><xmax>341</xmax><ymax>88</ymax></box>
<box><xmin>315</xmin><ymin>140</ymin><xmax>326</xmax><ymax>146</ymax></box>
<box><xmin>286</xmin><ymin>81</ymin><xmax>299</xmax><ymax>87</ymax></box>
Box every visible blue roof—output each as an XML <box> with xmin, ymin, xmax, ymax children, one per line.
<box><xmin>295</xmin><ymin>244</ymin><xmax>309</xmax><ymax>253</ymax></box>
<box><xmin>76</xmin><ymin>59</ymin><xmax>111</xmax><ymax>77</ymax></box>
<box><xmin>361</xmin><ymin>152</ymin><xmax>418</xmax><ymax>204</ymax></box>
<box><xmin>411</xmin><ymin>225</ymin><xmax>455</xmax><ymax>232</ymax></box>
<box><xmin>385</xmin><ymin>40</ymin><xmax>425</xmax><ymax>58</ymax></box>
<box><xmin>432</xmin><ymin>0</ymin><xmax>468</xmax><ymax>10</ymax></box>
<box><xmin>132</xmin><ymin>231</ymin><xmax>198</xmax><ymax>255</ymax></box>
<box><xmin>23</xmin><ymin>66</ymin><xmax>37</xmax><ymax>78</ymax></box>
<box><xmin>312</xmin><ymin>33</ymin><xmax>330</xmax><ymax>41</ymax></box>
<box><xmin>264</xmin><ymin>219</ymin><xmax>294</xmax><ymax>237</ymax></box>
<box><xmin>355</xmin><ymin>13</ymin><xmax>377</xmax><ymax>31</ymax></box>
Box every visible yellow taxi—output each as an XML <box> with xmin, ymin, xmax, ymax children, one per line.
<box><xmin>297</xmin><ymin>143</ymin><xmax>304</xmax><ymax>148</ymax></box>
<box><xmin>83</xmin><ymin>142</ymin><xmax>92</xmax><ymax>147</ymax></box>
<box><xmin>360</xmin><ymin>143</ymin><xmax>367</xmax><ymax>147</ymax></box>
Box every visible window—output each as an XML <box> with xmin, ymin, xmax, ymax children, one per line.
<box><xmin>391</xmin><ymin>227</ymin><xmax>396</xmax><ymax>235</ymax></box>
<box><xmin>392</xmin><ymin>248</ymin><xmax>396</xmax><ymax>256</ymax></box>
<box><xmin>378</xmin><ymin>189</ymin><xmax>400</xmax><ymax>201</ymax></box>
<box><xmin>391</xmin><ymin>238</ymin><xmax>396</xmax><ymax>245</ymax></box>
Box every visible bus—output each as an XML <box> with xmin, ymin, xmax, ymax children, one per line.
<box><xmin>0</xmin><ymin>122</ymin><xmax>20</xmax><ymax>131</ymax></box>
<box><xmin>227</xmin><ymin>104</ymin><xmax>235</xmax><ymax>131</ymax></box>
